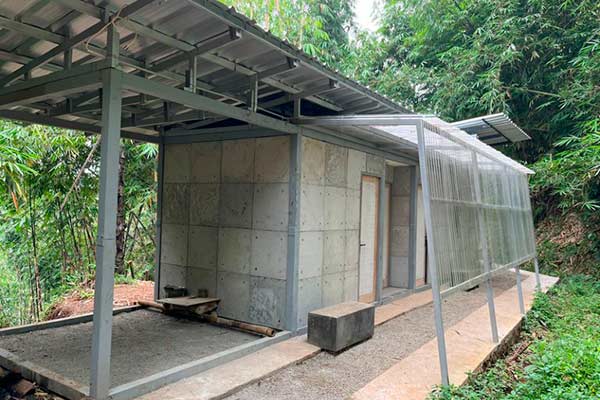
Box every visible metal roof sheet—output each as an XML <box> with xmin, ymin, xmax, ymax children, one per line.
<box><xmin>451</xmin><ymin>113</ymin><xmax>531</xmax><ymax>145</ymax></box>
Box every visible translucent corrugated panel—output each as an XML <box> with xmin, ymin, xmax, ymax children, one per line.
<box><xmin>416</xmin><ymin>119</ymin><xmax>536</xmax><ymax>290</ymax></box>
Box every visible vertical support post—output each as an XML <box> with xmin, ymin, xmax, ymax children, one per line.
<box><xmin>247</xmin><ymin>74</ymin><xmax>258</xmax><ymax>112</ymax></box>
<box><xmin>185</xmin><ymin>55</ymin><xmax>197</xmax><ymax>93</ymax></box>
<box><xmin>376</xmin><ymin>163</ymin><xmax>386</xmax><ymax>302</ymax></box>
<box><xmin>408</xmin><ymin>166</ymin><xmax>418</xmax><ymax>290</ymax></box>
<box><xmin>90</xmin><ymin>25</ymin><xmax>122</xmax><ymax>400</ymax></box>
<box><xmin>293</xmin><ymin>98</ymin><xmax>301</xmax><ymax>118</ymax></box>
<box><xmin>416</xmin><ymin>120</ymin><xmax>449</xmax><ymax>385</ymax></box>
<box><xmin>515</xmin><ymin>264</ymin><xmax>526</xmax><ymax>315</ymax></box>
<box><xmin>471</xmin><ymin>152</ymin><xmax>499</xmax><ymax>343</ymax></box>
<box><xmin>286</xmin><ymin>133</ymin><xmax>302</xmax><ymax>331</ymax></box>
<box><xmin>533</xmin><ymin>257</ymin><xmax>541</xmax><ymax>290</ymax></box>
<box><xmin>154</xmin><ymin>133</ymin><xmax>165</xmax><ymax>301</ymax></box>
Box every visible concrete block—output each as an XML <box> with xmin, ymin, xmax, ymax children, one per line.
<box><xmin>189</xmin><ymin>183</ymin><xmax>220</xmax><ymax>226</ymax></box>
<box><xmin>186</xmin><ymin>267</ymin><xmax>217</xmax><ymax>297</ymax></box>
<box><xmin>347</xmin><ymin>149</ymin><xmax>366</xmax><ymax>189</ymax></box>
<box><xmin>322</xmin><ymin>272</ymin><xmax>344</xmax><ymax>307</ymax></box>
<box><xmin>366</xmin><ymin>154</ymin><xmax>385</xmax><ymax>175</ymax></box>
<box><xmin>324</xmin><ymin>186</ymin><xmax>346</xmax><ymax>230</ymax></box>
<box><xmin>392</xmin><ymin>166</ymin><xmax>412</xmax><ymax>196</ymax></box>
<box><xmin>345</xmin><ymin>189</ymin><xmax>361</xmax><ymax>230</ymax></box>
<box><xmin>307</xmin><ymin>301</ymin><xmax>374</xmax><ymax>352</ymax></box>
<box><xmin>159</xmin><ymin>264</ymin><xmax>187</xmax><ymax>297</ymax></box>
<box><xmin>160</xmin><ymin>223</ymin><xmax>188</xmax><ymax>266</ymax></box>
<box><xmin>162</xmin><ymin>183</ymin><xmax>189</xmax><ymax>225</ymax></box>
<box><xmin>297</xmin><ymin>277</ymin><xmax>322</xmax><ymax>328</ymax></box>
<box><xmin>190</xmin><ymin>142</ymin><xmax>221</xmax><ymax>183</ymax></box>
<box><xmin>390</xmin><ymin>226</ymin><xmax>410</xmax><ymax>257</ymax></box>
<box><xmin>222</xmin><ymin>139</ymin><xmax>255</xmax><ymax>183</ymax></box>
<box><xmin>219</xmin><ymin>184</ymin><xmax>253</xmax><ymax>228</ymax></box>
<box><xmin>391</xmin><ymin>196</ymin><xmax>410</xmax><ymax>227</ymax></box>
<box><xmin>188</xmin><ymin>226</ymin><xmax>218</xmax><ymax>269</ymax></box>
<box><xmin>249</xmin><ymin>276</ymin><xmax>286</xmax><ymax>329</ymax></box>
<box><xmin>218</xmin><ymin>228</ymin><xmax>252</xmax><ymax>274</ymax></box>
<box><xmin>343</xmin><ymin>269</ymin><xmax>358</xmax><ymax>301</ymax></box>
<box><xmin>253</xmin><ymin>183</ymin><xmax>289</xmax><ymax>231</ymax></box>
<box><xmin>324</xmin><ymin>143</ymin><xmax>348</xmax><ymax>187</ymax></box>
<box><xmin>298</xmin><ymin>231</ymin><xmax>323</xmax><ymax>279</ymax></box>
<box><xmin>217</xmin><ymin>271</ymin><xmax>250</xmax><ymax>321</ymax></box>
<box><xmin>254</xmin><ymin>136</ymin><xmax>290</xmax><ymax>183</ymax></box>
<box><xmin>345</xmin><ymin>229</ymin><xmax>360</xmax><ymax>267</ymax></box>
<box><xmin>164</xmin><ymin>144</ymin><xmax>190</xmax><ymax>183</ymax></box>
<box><xmin>385</xmin><ymin>164</ymin><xmax>394</xmax><ymax>184</ymax></box>
<box><xmin>390</xmin><ymin>256</ymin><xmax>410</xmax><ymax>287</ymax></box>
<box><xmin>323</xmin><ymin>230</ymin><xmax>345</xmax><ymax>275</ymax></box>
<box><xmin>251</xmin><ymin>230</ymin><xmax>287</xmax><ymax>280</ymax></box>
<box><xmin>301</xmin><ymin>137</ymin><xmax>325</xmax><ymax>185</ymax></box>
<box><xmin>300</xmin><ymin>184</ymin><xmax>323</xmax><ymax>231</ymax></box>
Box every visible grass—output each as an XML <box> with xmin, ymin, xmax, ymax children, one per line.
<box><xmin>429</xmin><ymin>275</ymin><xmax>600</xmax><ymax>400</ymax></box>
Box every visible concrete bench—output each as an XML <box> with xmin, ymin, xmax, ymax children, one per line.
<box><xmin>307</xmin><ymin>301</ymin><xmax>375</xmax><ymax>352</ymax></box>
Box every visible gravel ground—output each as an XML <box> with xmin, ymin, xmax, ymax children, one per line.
<box><xmin>226</xmin><ymin>272</ymin><xmax>525</xmax><ymax>400</ymax></box>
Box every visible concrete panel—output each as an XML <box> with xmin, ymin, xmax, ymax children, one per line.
<box><xmin>301</xmin><ymin>137</ymin><xmax>325</xmax><ymax>185</ymax></box>
<box><xmin>324</xmin><ymin>186</ymin><xmax>346</xmax><ymax>230</ymax></box>
<box><xmin>298</xmin><ymin>231</ymin><xmax>323</xmax><ymax>279</ymax></box>
<box><xmin>190</xmin><ymin>142</ymin><xmax>221</xmax><ymax>183</ymax></box>
<box><xmin>392</xmin><ymin>167</ymin><xmax>411</xmax><ymax>196</ymax></box>
<box><xmin>347</xmin><ymin>149</ymin><xmax>366</xmax><ymax>189</ymax></box>
<box><xmin>391</xmin><ymin>196</ymin><xmax>410</xmax><ymax>226</ymax></box>
<box><xmin>297</xmin><ymin>277</ymin><xmax>322</xmax><ymax>327</ymax></box>
<box><xmin>345</xmin><ymin>229</ymin><xmax>360</xmax><ymax>268</ymax></box>
<box><xmin>300</xmin><ymin>184</ymin><xmax>324</xmax><ymax>231</ymax></box>
<box><xmin>219</xmin><ymin>183</ymin><xmax>253</xmax><ymax>228</ymax></box>
<box><xmin>343</xmin><ymin>269</ymin><xmax>359</xmax><ymax>301</ymax></box>
<box><xmin>391</xmin><ymin>226</ymin><xmax>410</xmax><ymax>257</ymax></box>
<box><xmin>217</xmin><ymin>271</ymin><xmax>250</xmax><ymax>321</ymax></box>
<box><xmin>159</xmin><ymin>264</ymin><xmax>187</xmax><ymax>297</ymax></box>
<box><xmin>345</xmin><ymin>189</ymin><xmax>361</xmax><ymax>230</ymax></box>
<box><xmin>222</xmin><ymin>139</ymin><xmax>255</xmax><ymax>183</ymax></box>
<box><xmin>254</xmin><ymin>136</ymin><xmax>290</xmax><ymax>183</ymax></box>
<box><xmin>218</xmin><ymin>228</ymin><xmax>252</xmax><ymax>274</ymax></box>
<box><xmin>188</xmin><ymin>226</ymin><xmax>218</xmax><ymax>269</ymax></box>
<box><xmin>162</xmin><ymin>183</ymin><xmax>189</xmax><ymax>225</ymax></box>
<box><xmin>249</xmin><ymin>276</ymin><xmax>286</xmax><ymax>329</ymax></box>
<box><xmin>186</xmin><ymin>267</ymin><xmax>217</xmax><ymax>297</ymax></box>
<box><xmin>251</xmin><ymin>230</ymin><xmax>287</xmax><ymax>280</ymax></box>
<box><xmin>385</xmin><ymin>165</ymin><xmax>394</xmax><ymax>184</ymax></box>
<box><xmin>164</xmin><ymin>144</ymin><xmax>190</xmax><ymax>184</ymax></box>
<box><xmin>324</xmin><ymin>143</ymin><xmax>348</xmax><ymax>187</ymax></box>
<box><xmin>366</xmin><ymin>154</ymin><xmax>385</xmax><ymax>175</ymax></box>
<box><xmin>322</xmin><ymin>272</ymin><xmax>344</xmax><ymax>307</ymax></box>
<box><xmin>160</xmin><ymin>223</ymin><xmax>188</xmax><ymax>266</ymax></box>
<box><xmin>323</xmin><ymin>230</ymin><xmax>345</xmax><ymax>275</ymax></box>
<box><xmin>390</xmin><ymin>256</ymin><xmax>410</xmax><ymax>287</ymax></box>
<box><xmin>189</xmin><ymin>183</ymin><xmax>220</xmax><ymax>226</ymax></box>
<box><xmin>253</xmin><ymin>183</ymin><xmax>289</xmax><ymax>231</ymax></box>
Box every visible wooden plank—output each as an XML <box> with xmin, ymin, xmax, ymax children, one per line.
<box><xmin>158</xmin><ymin>296</ymin><xmax>220</xmax><ymax>308</ymax></box>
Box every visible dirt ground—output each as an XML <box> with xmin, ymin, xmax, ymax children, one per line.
<box><xmin>225</xmin><ymin>272</ymin><xmax>525</xmax><ymax>400</ymax></box>
<box><xmin>46</xmin><ymin>281</ymin><xmax>154</xmax><ymax>320</ymax></box>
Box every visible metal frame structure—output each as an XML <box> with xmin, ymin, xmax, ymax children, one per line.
<box><xmin>0</xmin><ymin>0</ymin><xmax>540</xmax><ymax>397</ymax></box>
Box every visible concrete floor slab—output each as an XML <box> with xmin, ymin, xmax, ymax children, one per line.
<box><xmin>0</xmin><ymin>310</ymin><xmax>259</xmax><ymax>389</ymax></box>
<box><xmin>351</xmin><ymin>271</ymin><xmax>558</xmax><ymax>400</ymax></box>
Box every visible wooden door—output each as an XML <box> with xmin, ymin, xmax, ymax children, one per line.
<box><xmin>359</xmin><ymin>176</ymin><xmax>380</xmax><ymax>303</ymax></box>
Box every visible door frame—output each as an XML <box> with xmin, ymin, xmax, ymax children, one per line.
<box><xmin>358</xmin><ymin>174</ymin><xmax>380</xmax><ymax>303</ymax></box>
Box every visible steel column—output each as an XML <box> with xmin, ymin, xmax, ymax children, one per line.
<box><xmin>515</xmin><ymin>265</ymin><xmax>526</xmax><ymax>315</ymax></box>
<box><xmin>408</xmin><ymin>166</ymin><xmax>418</xmax><ymax>289</ymax></box>
<box><xmin>471</xmin><ymin>152</ymin><xmax>499</xmax><ymax>343</ymax></box>
<box><xmin>416</xmin><ymin>120</ymin><xmax>449</xmax><ymax>385</ymax></box>
<box><xmin>285</xmin><ymin>133</ymin><xmax>302</xmax><ymax>331</ymax></box>
<box><xmin>533</xmin><ymin>257</ymin><xmax>541</xmax><ymax>290</ymax></box>
<box><xmin>154</xmin><ymin>134</ymin><xmax>165</xmax><ymax>301</ymax></box>
<box><xmin>375</xmin><ymin>164</ymin><xmax>386</xmax><ymax>302</ymax></box>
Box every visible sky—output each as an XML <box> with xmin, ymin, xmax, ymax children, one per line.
<box><xmin>354</xmin><ymin>0</ymin><xmax>378</xmax><ymax>32</ymax></box>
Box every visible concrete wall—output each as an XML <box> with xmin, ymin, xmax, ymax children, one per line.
<box><xmin>389</xmin><ymin>166</ymin><xmax>412</xmax><ymax>287</ymax></box>
<box><xmin>159</xmin><ymin>136</ymin><xmax>290</xmax><ymax>329</ymax></box>
<box><xmin>297</xmin><ymin>136</ymin><xmax>384</xmax><ymax>327</ymax></box>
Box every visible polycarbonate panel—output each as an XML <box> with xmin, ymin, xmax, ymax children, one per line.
<box><xmin>416</xmin><ymin>119</ymin><xmax>536</xmax><ymax>290</ymax></box>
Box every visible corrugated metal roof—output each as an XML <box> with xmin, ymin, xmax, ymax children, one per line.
<box><xmin>0</xmin><ymin>0</ymin><xmax>410</xmax><ymax>137</ymax></box>
<box><xmin>451</xmin><ymin>113</ymin><xmax>531</xmax><ymax>145</ymax></box>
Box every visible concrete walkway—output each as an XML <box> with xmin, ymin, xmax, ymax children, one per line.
<box><xmin>351</xmin><ymin>270</ymin><xmax>558</xmax><ymax>400</ymax></box>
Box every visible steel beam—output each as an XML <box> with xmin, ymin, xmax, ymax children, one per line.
<box><xmin>416</xmin><ymin>119</ymin><xmax>449</xmax><ymax>385</ymax></box>
<box><xmin>89</xmin><ymin>66</ymin><xmax>122</xmax><ymax>399</ymax></box>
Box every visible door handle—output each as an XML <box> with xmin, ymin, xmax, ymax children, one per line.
<box><xmin>359</xmin><ymin>243</ymin><xmax>367</xmax><ymax>247</ymax></box>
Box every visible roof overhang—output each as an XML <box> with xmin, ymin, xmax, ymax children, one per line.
<box><xmin>451</xmin><ymin>113</ymin><xmax>530</xmax><ymax>145</ymax></box>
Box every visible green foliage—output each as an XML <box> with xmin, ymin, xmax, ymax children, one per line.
<box><xmin>430</xmin><ymin>275</ymin><xmax>600</xmax><ymax>399</ymax></box>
